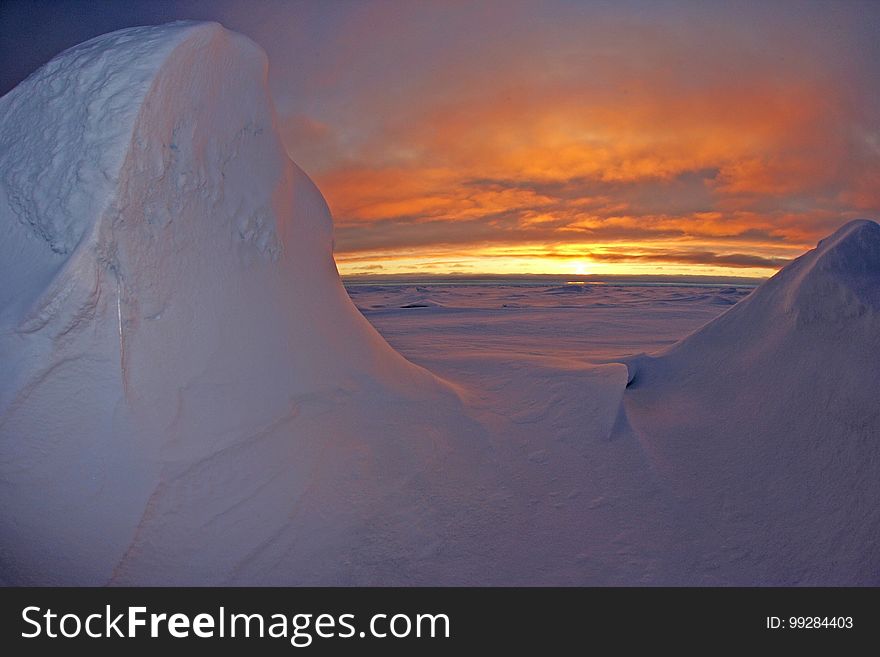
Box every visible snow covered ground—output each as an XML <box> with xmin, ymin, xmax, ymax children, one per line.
<box><xmin>1</xmin><ymin>21</ymin><xmax>877</xmax><ymax>586</ymax></box>
<box><xmin>350</xmin><ymin>272</ymin><xmax>880</xmax><ymax>585</ymax></box>
<box><xmin>351</xmin><ymin>267</ymin><xmax>880</xmax><ymax>586</ymax></box>
<box><xmin>348</xmin><ymin>282</ymin><xmax>751</xmax><ymax>369</ymax></box>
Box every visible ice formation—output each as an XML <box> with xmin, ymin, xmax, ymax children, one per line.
<box><xmin>0</xmin><ymin>22</ymin><xmax>458</xmax><ymax>585</ymax></box>
<box><xmin>624</xmin><ymin>220</ymin><xmax>880</xmax><ymax>584</ymax></box>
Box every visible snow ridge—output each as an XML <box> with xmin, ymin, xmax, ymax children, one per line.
<box><xmin>0</xmin><ymin>21</ymin><xmax>448</xmax><ymax>585</ymax></box>
<box><xmin>0</xmin><ymin>22</ymin><xmax>210</xmax><ymax>255</ymax></box>
<box><xmin>621</xmin><ymin>219</ymin><xmax>880</xmax><ymax>584</ymax></box>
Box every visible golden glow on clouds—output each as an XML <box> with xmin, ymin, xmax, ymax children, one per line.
<box><xmin>274</xmin><ymin>4</ymin><xmax>880</xmax><ymax>277</ymax></box>
<box><xmin>335</xmin><ymin>239</ymin><xmax>803</xmax><ymax>279</ymax></box>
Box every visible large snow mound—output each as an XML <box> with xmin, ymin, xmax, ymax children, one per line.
<box><xmin>623</xmin><ymin>219</ymin><xmax>880</xmax><ymax>584</ymax></box>
<box><xmin>0</xmin><ymin>22</ymin><xmax>460</xmax><ymax>585</ymax></box>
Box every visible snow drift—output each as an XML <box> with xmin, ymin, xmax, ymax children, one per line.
<box><xmin>0</xmin><ymin>22</ymin><xmax>469</xmax><ymax>585</ymax></box>
<box><xmin>2</xmin><ymin>21</ymin><xmax>876</xmax><ymax>587</ymax></box>
<box><xmin>624</xmin><ymin>220</ymin><xmax>880</xmax><ymax>584</ymax></box>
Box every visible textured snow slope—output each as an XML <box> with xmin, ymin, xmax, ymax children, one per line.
<box><xmin>623</xmin><ymin>220</ymin><xmax>880</xmax><ymax>584</ymax></box>
<box><xmin>0</xmin><ymin>22</ymin><xmax>458</xmax><ymax>585</ymax></box>
<box><xmin>2</xmin><ymin>21</ymin><xmax>876</xmax><ymax>586</ymax></box>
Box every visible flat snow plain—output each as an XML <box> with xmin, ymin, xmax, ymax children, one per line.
<box><xmin>349</xmin><ymin>282</ymin><xmax>749</xmax><ymax>368</ymax></box>
<box><xmin>346</xmin><ymin>282</ymin><xmax>765</xmax><ymax>585</ymax></box>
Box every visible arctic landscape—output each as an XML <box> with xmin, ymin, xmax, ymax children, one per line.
<box><xmin>1</xmin><ymin>21</ymin><xmax>878</xmax><ymax>586</ymax></box>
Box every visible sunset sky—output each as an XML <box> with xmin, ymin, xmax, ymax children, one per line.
<box><xmin>3</xmin><ymin>0</ymin><xmax>879</xmax><ymax>277</ymax></box>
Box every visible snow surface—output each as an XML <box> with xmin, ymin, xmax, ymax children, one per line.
<box><xmin>0</xmin><ymin>22</ymin><xmax>458</xmax><ymax>585</ymax></box>
<box><xmin>621</xmin><ymin>219</ymin><xmax>880</xmax><ymax>584</ymax></box>
<box><xmin>1</xmin><ymin>22</ymin><xmax>877</xmax><ymax>585</ymax></box>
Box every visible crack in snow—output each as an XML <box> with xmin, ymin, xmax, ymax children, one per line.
<box><xmin>113</xmin><ymin>269</ymin><xmax>129</xmax><ymax>395</ymax></box>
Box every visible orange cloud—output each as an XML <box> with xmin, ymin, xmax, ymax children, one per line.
<box><xmin>272</xmin><ymin>3</ymin><xmax>880</xmax><ymax>276</ymax></box>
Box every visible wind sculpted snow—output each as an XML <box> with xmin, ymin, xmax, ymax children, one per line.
<box><xmin>1</xmin><ymin>22</ymin><xmax>877</xmax><ymax>586</ymax></box>
<box><xmin>0</xmin><ymin>22</ymin><xmax>471</xmax><ymax>585</ymax></box>
<box><xmin>622</xmin><ymin>220</ymin><xmax>880</xmax><ymax>584</ymax></box>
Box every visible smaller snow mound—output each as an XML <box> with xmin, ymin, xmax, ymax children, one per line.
<box><xmin>812</xmin><ymin>219</ymin><xmax>880</xmax><ymax>277</ymax></box>
<box><xmin>621</xmin><ymin>219</ymin><xmax>880</xmax><ymax>584</ymax></box>
<box><xmin>637</xmin><ymin>219</ymin><xmax>880</xmax><ymax>367</ymax></box>
<box><xmin>780</xmin><ymin>219</ymin><xmax>880</xmax><ymax>321</ymax></box>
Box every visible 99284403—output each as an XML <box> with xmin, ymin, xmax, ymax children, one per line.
<box><xmin>766</xmin><ymin>616</ymin><xmax>853</xmax><ymax>630</ymax></box>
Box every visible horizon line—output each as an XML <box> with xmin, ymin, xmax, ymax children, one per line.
<box><xmin>341</xmin><ymin>272</ymin><xmax>767</xmax><ymax>284</ymax></box>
